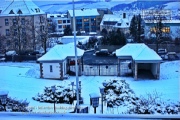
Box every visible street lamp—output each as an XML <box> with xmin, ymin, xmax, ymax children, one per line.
<box><xmin>99</xmin><ymin>87</ymin><xmax>104</xmax><ymax>114</ymax></box>
<box><xmin>89</xmin><ymin>93</ymin><xmax>100</xmax><ymax>114</ymax></box>
<box><xmin>0</xmin><ymin>91</ymin><xmax>9</xmax><ymax>111</ymax></box>
<box><xmin>72</xmin><ymin>0</ymin><xmax>80</xmax><ymax>113</ymax></box>
<box><xmin>51</xmin><ymin>86</ymin><xmax>56</xmax><ymax>113</ymax></box>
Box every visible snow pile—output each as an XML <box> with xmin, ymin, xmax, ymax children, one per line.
<box><xmin>32</xmin><ymin>85</ymin><xmax>76</xmax><ymax>104</ymax></box>
<box><xmin>25</xmin><ymin>64</ymin><xmax>40</xmax><ymax>78</ymax></box>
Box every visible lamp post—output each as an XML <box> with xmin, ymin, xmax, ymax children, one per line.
<box><xmin>0</xmin><ymin>91</ymin><xmax>8</xmax><ymax>111</ymax></box>
<box><xmin>89</xmin><ymin>93</ymin><xmax>100</xmax><ymax>114</ymax></box>
<box><xmin>51</xmin><ymin>86</ymin><xmax>56</xmax><ymax>113</ymax></box>
<box><xmin>99</xmin><ymin>87</ymin><xmax>104</xmax><ymax>114</ymax></box>
<box><xmin>72</xmin><ymin>0</ymin><xmax>80</xmax><ymax>113</ymax></box>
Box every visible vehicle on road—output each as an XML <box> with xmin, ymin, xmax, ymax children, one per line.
<box><xmin>164</xmin><ymin>52</ymin><xmax>179</xmax><ymax>60</ymax></box>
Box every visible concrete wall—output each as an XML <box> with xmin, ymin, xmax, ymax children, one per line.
<box><xmin>42</xmin><ymin>63</ymin><xmax>61</xmax><ymax>79</ymax></box>
<box><xmin>151</xmin><ymin>63</ymin><xmax>158</xmax><ymax>78</ymax></box>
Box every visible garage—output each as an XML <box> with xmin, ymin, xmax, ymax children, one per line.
<box><xmin>116</xmin><ymin>43</ymin><xmax>162</xmax><ymax>80</ymax></box>
<box><xmin>83</xmin><ymin>65</ymin><xmax>118</xmax><ymax>76</ymax></box>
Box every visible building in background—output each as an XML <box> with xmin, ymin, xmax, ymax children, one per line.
<box><xmin>0</xmin><ymin>0</ymin><xmax>47</xmax><ymax>52</ymax></box>
<box><xmin>47</xmin><ymin>14</ymin><xmax>71</xmax><ymax>34</ymax></box>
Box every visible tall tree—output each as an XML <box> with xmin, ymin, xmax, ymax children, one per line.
<box><xmin>35</xmin><ymin>16</ymin><xmax>49</xmax><ymax>53</ymax></box>
<box><xmin>6</xmin><ymin>16</ymin><xmax>34</xmax><ymax>54</ymax></box>
<box><xmin>129</xmin><ymin>14</ymin><xmax>144</xmax><ymax>43</ymax></box>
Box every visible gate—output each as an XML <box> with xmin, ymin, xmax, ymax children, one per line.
<box><xmin>83</xmin><ymin>65</ymin><xmax>118</xmax><ymax>76</ymax></box>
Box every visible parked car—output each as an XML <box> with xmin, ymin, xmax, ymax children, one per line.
<box><xmin>95</xmin><ymin>49</ymin><xmax>109</xmax><ymax>56</ymax></box>
<box><xmin>164</xmin><ymin>52</ymin><xmax>179</xmax><ymax>60</ymax></box>
<box><xmin>157</xmin><ymin>48</ymin><xmax>167</xmax><ymax>59</ymax></box>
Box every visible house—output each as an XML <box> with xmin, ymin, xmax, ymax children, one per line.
<box><xmin>116</xmin><ymin>43</ymin><xmax>162</xmax><ymax>80</ymax></box>
<box><xmin>0</xmin><ymin>0</ymin><xmax>47</xmax><ymax>52</ymax></box>
<box><xmin>67</xmin><ymin>8</ymin><xmax>100</xmax><ymax>33</ymax></box>
<box><xmin>142</xmin><ymin>9</ymin><xmax>180</xmax><ymax>40</ymax></box>
<box><xmin>100</xmin><ymin>13</ymin><xmax>132</xmax><ymax>34</ymax></box>
<box><xmin>37</xmin><ymin>43</ymin><xmax>84</xmax><ymax>80</ymax></box>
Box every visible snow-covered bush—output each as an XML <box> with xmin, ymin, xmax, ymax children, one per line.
<box><xmin>103</xmin><ymin>80</ymin><xmax>136</xmax><ymax>108</ymax></box>
<box><xmin>0</xmin><ymin>97</ymin><xmax>29</xmax><ymax>112</ymax></box>
<box><xmin>32</xmin><ymin>85</ymin><xmax>76</xmax><ymax>104</ymax></box>
<box><xmin>103</xmin><ymin>80</ymin><xmax>180</xmax><ymax>114</ymax></box>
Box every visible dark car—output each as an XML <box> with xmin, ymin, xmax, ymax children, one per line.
<box><xmin>95</xmin><ymin>49</ymin><xmax>109</xmax><ymax>56</ymax></box>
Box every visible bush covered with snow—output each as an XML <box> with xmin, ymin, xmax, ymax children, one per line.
<box><xmin>103</xmin><ymin>80</ymin><xmax>137</xmax><ymax>108</ymax></box>
<box><xmin>103</xmin><ymin>79</ymin><xmax>180</xmax><ymax>114</ymax></box>
<box><xmin>32</xmin><ymin>85</ymin><xmax>76</xmax><ymax>104</ymax></box>
<box><xmin>0</xmin><ymin>97</ymin><xmax>29</xmax><ymax>112</ymax></box>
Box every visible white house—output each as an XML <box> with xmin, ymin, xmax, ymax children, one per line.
<box><xmin>116</xmin><ymin>43</ymin><xmax>162</xmax><ymax>80</ymax></box>
<box><xmin>38</xmin><ymin>43</ymin><xmax>84</xmax><ymax>80</ymax></box>
<box><xmin>100</xmin><ymin>13</ymin><xmax>132</xmax><ymax>34</ymax></box>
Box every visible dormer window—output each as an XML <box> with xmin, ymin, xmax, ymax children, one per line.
<box><xmin>35</xmin><ymin>8</ymin><xmax>40</xmax><ymax>13</ymax></box>
<box><xmin>9</xmin><ymin>10</ymin><xmax>14</xmax><ymax>14</ymax></box>
<box><xmin>17</xmin><ymin>9</ymin><xmax>22</xmax><ymax>14</ymax></box>
<box><xmin>117</xmin><ymin>23</ymin><xmax>121</xmax><ymax>26</ymax></box>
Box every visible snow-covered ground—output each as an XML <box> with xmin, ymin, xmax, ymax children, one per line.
<box><xmin>0</xmin><ymin>60</ymin><xmax>179</xmax><ymax>114</ymax></box>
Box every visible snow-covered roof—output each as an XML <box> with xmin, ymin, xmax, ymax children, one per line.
<box><xmin>100</xmin><ymin>14</ymin><xmax>130</xmax><ymax>28</ymax></box>
<box><xmin>38</xmin><ymin>43</ymin><xmax>84</xmax><ymax>62</ymax></box>
<box><xmin>0</xmin><ymin>0</ymin><xmax>45</xmax><ymax>16</ymax></box>
<box><xmin>68</xmin><ymin>9</ymin><xmax>100</xmax><ymax>17</ymax></box>
<box><xmin>116</xmin><ymin>43</ymin><xmax>162</xmax><ymax>63</ymax></box>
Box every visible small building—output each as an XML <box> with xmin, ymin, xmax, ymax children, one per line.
<box><xmin>116</xmin><ymin>43</ymin><xmax>162</xmax><ymax>80</ymax></box>
<box><xmin>38</xmin><ymin>43</ymin><xmax>84</xmax><ymax>80</ymax></box>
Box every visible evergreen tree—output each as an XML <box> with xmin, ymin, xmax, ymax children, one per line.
<box><xmin>129</xmin><ymin>14</ymin><xmax>144</xmax><ymax>43</ymax></box>
<box><xmin>63</xmin><ymin>26</ymin><xmax>72</xmax><ymax>36</ymax></box>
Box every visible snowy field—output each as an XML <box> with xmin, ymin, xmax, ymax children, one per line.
<box><xmin>0</xmin><ymin>60</ymin><xmax>179</xmax><ymax>114</ymax></box>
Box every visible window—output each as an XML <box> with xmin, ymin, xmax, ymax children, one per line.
<box><xmin>6</xmin><ymin>29</ymin><xmax>10</xmax><ymax>36</ymax></box>
<box><xmin>9</xmin><ymin>10</ymin><xmax>14</xmax><ymax>14</ymax></box>
<box><xmin>58</xmin><ymin>25</ymin><xmax>62</xmax><ymax>29</ymax></box>
<box><xmin>63</xmin><ymin>25</ymin><xmax>66</xmax><ymax>28</ymax></box>
<box><xmin>84</xmin><ymin>18</ymin><xmax>89</xmax><ymax>22</ymax></box>
<box><xmin>22</xmin><ymin>28</ymin><xmax>26</xmax><ymax>35</ymax></box>
<box><xmin>58</xmin><ymin>20</ymin><xmax>62</xmax><ymax>24</ymax></box>
<box><xmin>50</xmin><ymin>65</ymin><xmax>53</xmax><ymax>72</ymax></box>
<box><xmin>5</xmin><ymin>19</ymin><xmax>9</xmax><ymax>26</ymax></box>
<box><xmin>13</xmin><ymin>19</ymin><xmax>17</xmax><ymax>25</ymax></box>
<box><xmin>40</xmin><ymin>16</ymin><xmax>44</xmax><ymax>23</ymax></box>
<box><xmin>17</xmin><ymin>9</ymin><xmax>22</xmax><ymax>14</ymax></box>
<box><xmin>14</xmin><ymin>29</ymin><xmax>17</xmax><ymax>36</ymax></box>
<box><xmin>40</xmin><ymin>25</ymin><xmax>45</xmax><ymax>32</ymax></box>
<box><xmin>67</xmin><ymin>20</ymin><xmax>70</xmax><ymax>23</ymax></box>
<box><xmin>63</xmin><ymin>20</ymin><xmax>66</xmax><ymax>23</ymax></box>
<box><xmin>21</xmin><ymin>18</ymin><xmax>25</xmax><ymax>25</ymax></box>
<box><xmin>162</xmin><ymin>27</ymin><xmax>170</xmax><ymax>33</ymax></box>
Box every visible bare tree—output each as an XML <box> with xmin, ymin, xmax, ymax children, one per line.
<box><xmin>5</xmin><ymin>15</ymin><xmax>34</xmax><ymax>54</ymax></box>
<box><xmin>34</xmin><ymin>16</ymin><xmax>50</xmax><ymax>53</ymax></box>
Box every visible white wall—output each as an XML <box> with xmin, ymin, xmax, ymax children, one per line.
<box><xmin>151</xmin><ymin>63</ymin><xmax>157</xmax><ymax>77</ymax></box>
<box><xmin>42</xmin><ymin>63</ymin><xmax>61</xmax><ymax>79</ymax></box>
